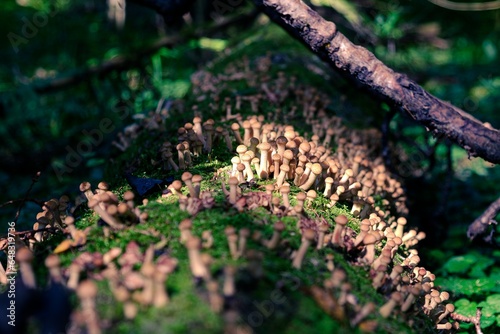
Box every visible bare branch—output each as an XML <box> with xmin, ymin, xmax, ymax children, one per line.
<box><xmin>467</xmin><ymin>196</ymin><xmax>500</xmax><ymax>240</ymax></box>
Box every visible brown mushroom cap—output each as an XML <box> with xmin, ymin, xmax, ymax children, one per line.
<box><xmin>45</xmin><ymin>254</ymin><xmax>60</xmax><ymax>268</ymax></box>
<box><xmin>76</xmin><ymin>280</ymin><xmax>98</xmax><ymax>299</ymax></box>
<box><xmin>274</xmin><ymin>221</ymin><xmax>286</xmax><ymax>232</ymax></box>
<box><xmin>334</xmin><ymin>215</ymin><xmax>348</xmax><ymax>226</ymax></box>
<box><xmin>79</xmin><ymin>182</ymin><xmax>91</xmax><ymax>192</ymax></box>
<box><xmin>362</xmin><ymin>233</ymin><xmax>378</xmax><ymax>245</ymax></box>
<box><xmin>303</xmin><ymin>229</ymin><xmax>316</xmax><ymax>240</ymax></box>
<box><xmin>16</xmin><ymin>247</ymin><xmax>33</xmax><ymax>262</ymax></box>
<box><xmin>123</xmin><ymin>191</ymin><xmax>135</xmax><ymax>201</ymax></box>
<box><xmin>228</xmin><ymin>177</ymin><xmax>239</xmax><ymax>186</ymax></box>
<box><xmin>97</xmin><ymin>181</ymin><xmax>109</xmax><ymax>191</ymax></box>
<box><xmin>181</xmin><ymin>172</ymin><xmax>193</xmax><ymax>182</ymax></box>
<box><xmin>296</xmin><ymin>192</ymin><xmax>306</xmax><ymax>201</ymax></box>
<box><xmin>310</xmin><ymin>163</ymin><xmax>322</xmax><ymax>175</ymax></box>
<box><xmin>282</xmin><ymin>150</ymin><xmax>294</xmax><ymax>161</ymax></box>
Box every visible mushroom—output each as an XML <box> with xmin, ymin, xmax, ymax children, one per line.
<box><xmin>294</xmin><ymin>192</ymin><xmax>306</xmax><ymax>215</ymax></box>
<box><xmin>276</xmin><ymin>164</ymin><xmax>290</xmax><ymax>188</ymax></box>
<box><xmin>185</xmin><ymin>237</ymin><xmax>208</xmax><ymax>279</ymax></box>
<box><xmin>331</xmin><ymin>215</ymin><xmax>348</xmax><ymax>248</ymax></box>
<box><xmin>228</xmin><ymin>177</ymin><xmax>239</xmax><ymax>205</ymax></box>
<box><xmin>379</xmin><ymin>291</ymin><xmax>402</xmax><ymax>318</ymax></box>
<box><xmin>394</xmin><ymin>217</ymin><xmax>407</xmax><ymax>238</ymax></box>
<box><xmin>223</xmin><ymin>265</ymin><xmax>237</xmax><ymax>297</ymax></box>
<box><xmin>231</xmin><ymin>122</ymin><xmax>244</xmax><ymax>145</ymax></box>
<box><xmin>437</xmin><ymin>303</ymin><xmax>455</xmax><ymax>323</ymax></box>
<box><xmin>192</xmin><ymin>175</ymin><xmax>203</xmax><ymax>198</ymax></box>
<box><xmin>299</xmin><ymin>163</ymin><xmax>322</xmax><ymax>191</ymax></box>
<box><xmin>238</xmin><ymin>228</ymin><xmax>251</xmax><ymax>257</ymax></box>
<box><xmin>76</xmin><ymin>280</ymin><xmax>101</xmax><ymax>334</ymax></box>
<box><xmin>140</xmin><ymin>262</ymin><xmax>155</xmax><ymax>305</ymax></box>
<box><xmin>225</xmin><ymin>226</ymin><xmax>239</xmax><ymax>259</ymax></box>
<box><xmin>280</xmin><ymin>185</ymin><xmax>291</xmax><ymax>208</ymax></box>
<box><xmin>258</xmin><ymin>142</ymin><xmax>272</xmax><ymax>179</ymax></box>
<box><xmin>206</xmin><ymin>280</ymin><xmax>223</xmax><ymax>313</ymax></box>
<box><xmin>16</xmin><ymin>247</ymin><xmax>36</xmax><ymax>288</ymax></box>
<box><xmin>45</xmin><ymin>254</ymin><xmax>63</xmax><ymax>284</ymax></box>
<box><xmin>292</xmin><ymin>229</ymin><xmax>316</xmax><ymax>269</ymax></box>
<box><xmin>182</xmin><ymin>172</ymin><xmax>197</xmax><ymax>198</ymax></box>
<box><xmin>265</xmin><ymin>221</ymin><xmax>286</xmax><ymax>249</ymax></box>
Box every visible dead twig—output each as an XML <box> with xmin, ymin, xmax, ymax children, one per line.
<box><xmin>467</xmin><ymin>196</ymin><xmax>500</xmax><ymax>241</ymax></box>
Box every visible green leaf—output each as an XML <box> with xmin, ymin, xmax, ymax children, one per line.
<box><xmin>442</xmin><ymin>254</ymin><xmax>477</xmax><ymax>274</ymax></box>
<box><xmin>454</xmin><ymin>299</ymin><xmax>477</xmax><ymax>318</ymax></box>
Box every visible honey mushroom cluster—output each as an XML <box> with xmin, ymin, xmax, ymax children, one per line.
<box><xmin>159</xmin><ymin>110</ymin><xmax>457</xmax><ymax>331</ymax></box>
<box><xmin>1</xmin><ymin>56</ymin><xmax>474</xmax><ymax>333</ymax></box>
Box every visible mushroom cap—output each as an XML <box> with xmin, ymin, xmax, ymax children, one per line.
<box><xmin>325</xmin><ymin>177</ymin><xmax>334</xmax><ymax>184</ymax></box>
<box><xmin>250</xmin><ymin>137</ymin><xmax>260</xmax><ymax>146</ymax></box>
<box><xmin>362</xmin><ymin>233</ymin><xmax>378</xmax><ymax>245</ymax></box>
<box><xmin>299</xmin><ymin>141</ymin><xmax>311</xmax><ymax>153</ymax></box>
<box><xmin>236</xmin><ymin>145</ymin><xmax>248</xmax><ymax>154</ymax></box>
<box><xmin>76</xmin><ymin>280</ymin><xmax>98</xmax><ymax>299</ymax></box>
<box><xmin>16</xmin><ymin>247</ymin><xmax>33</xmax><ymax>262</ymax></box>
<box><xmin>237</xmin><ymin>163</ymin><xmax>246</xmax><ymax>172</ymax></box>
<box><xmin>118</xmin><ymin>203</ymin><xmax>129</xmax><ymax>214</ymax></box>
<box><xmin>45</xmin><ymin>254</ymin><xmax>60</xmax><ymax>268</ymax></box>
<box><xmin>397</xmin><ymin>217</ymin><xmax>407</xmax><ymax>225</ymax></box>
<box><xmin>97</xmin><ymin>181</ymin><xmax>109</xmax><ymax>190</ymax></box>
<box><xmin>265</xmin><ymin>184</ymin><xmax>275</xmax><ymax>192</ymax></box>
<box><xmin>303</xmin><ymin>229</ymin><xmax>316</xmax><ymax>240</ymax></box>
<box><xmin>192</xmin><ymin>175</ymin><xmax>203</xmax><ymax>183</ymax></box>
<box><xmin>228</xmin><ymin>177</ymin><xmax>239</xmax><ymax>185</ymax></box>
<box><xmin>296</xmin><ymin>192</ymin><xmax>306</xmax><ymax>201</ymax></box>
<box><xmin>306</xmin><ymin>190</ymin><xmax>317</xmax><ymax>199</ymax></box>
<box><xmin>123</xmin><ymin>190</ymin><xmax>135</xmax><ymax>201</ymax></box>
<box><xmin>276</xmin><ymin>136</ymin><xmax>288</xmax><ymax>145</ymax></box>
<box><xmin>274</xmin><ymin>221</ymin><xmax>286</xmax><ymax>232</ymax></box>
<box><xmin>231</xmin><ymin>122</ymin><xmax>240</xmax><ymax>130</ymax></box>
<box><xmin>123</xmin><ymin>271</ymin><xmax>145</xmax><ymax>290</ymax></box>
<box><xmin>241</xmin><ymin>154</ymin><xmax>252</xmax><ymax>163</ymax></box>
<box><xmin>272</xmin><ymin>154</ymin><xmax>281</xmax><ymax>161</ymax></box>
<box><xmin>193</xmin><ymin>116</ymin><xmax>202</xmax><ymax>124</ymax></box>
<box><xmin>140</xmin><ymin>263</ymin><xmax>156</xmax><ymax>277</ymax></box>
<box><xmin>311</xmin><ymin>163</ymin><xmax>322</xmax><ymax>175</ymax></box>
<box><xmin>181</xmin><ymin>172</ymin><xmax>193</xmax><ymax>182</ymax></box>
<box><xmin>282</xmin><ymin>150</ymin><xmax>294</xmax><ymax>161</ymax></box>
<box><xmin>224</xmin><ymin>226</ymin><xmax>236</xmax><ymax>235</ymax></box>
<box><xmin>258</xmin><ymin>142</ymin><xmax>271</xmax><ymax>151</ymax></box>
<box><xmin>280</xmin><ymin>185</ymin><xmax>290</xmax><ymax>194</ymax></box>
<box><xmin>79</xmin><ymin>181</ymin><xmax>91</xmax><ymax>192</ymax></box>
<box><xmin>64</xmin><ymin>216</ymin><xmax>75</xmax><ymax>226</ymax></box>
<box><xmin>445</xmin><ymin>303</ymin><xmax>455</xmax><ymax>312</ymax></box>
<box><xmin>279</xmin><ymin>164</ymin><xmax>290</xmax><ymax>172</ymax></box>
<box><xmin>179</xmin><ymin>219</ymin><xmax>193</xmax><ymax>230</ymax></box>
<box><xmin>344</xmin><ymin>169</ymin><xmax>354</xmax><ymax>177</ymax></box>
<box><xmin>335</xmin><ymin>215</ymin><xmax>348</xmax><ymax>226</ymax></box>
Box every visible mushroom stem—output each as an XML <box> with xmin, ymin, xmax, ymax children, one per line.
<box><xmin>379</xmin><ymin>291</ymin><xmax>402</xmax><ymax>318</ymax></box>
<box><xmin>77</xmin><ymin>280</ymin><xmax>101</xmax><ymax>334</ymax></box>
<box><xmin>16</xmin><ymin>248</ymin><xmax>36</xmax><ymax>288</ymax></box>
<box><xmin>292</xmin><ymin>229</ymin><xmax>316</xmax><ymax>269</ymax></box>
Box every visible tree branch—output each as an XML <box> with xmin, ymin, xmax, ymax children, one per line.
<box><xmin>252</xmin><ymin>0</ymin><xmax>500</xmax><ymax>164</ymax></box>
<box><xmin>467</xmin><ymin>196</ymin><xmax>500</xmax><ymax>240</ymax></box>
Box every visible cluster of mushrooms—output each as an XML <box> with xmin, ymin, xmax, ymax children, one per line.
<box><xmin>1</xmin><ymin>55</ymin><xmax>480</xmax><ymax>334</ymax></box>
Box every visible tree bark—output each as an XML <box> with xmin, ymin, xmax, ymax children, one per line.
<box><xmin>253</xmin><ymin>0</ymin><xmax>500</xmax><ymax>164</ymax></box>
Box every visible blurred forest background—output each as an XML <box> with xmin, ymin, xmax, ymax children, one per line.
<box><xmin>0</xmin><ymin>0</ymin><xmax>499</xmax><ymax>330</ymax></box>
